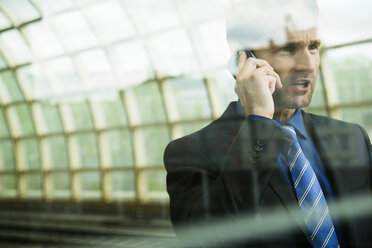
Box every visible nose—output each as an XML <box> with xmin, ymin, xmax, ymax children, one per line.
<box><xmin>294</xmin><ymin>49</ymin><xmax>316</xmax><ymax>72</ymax></box>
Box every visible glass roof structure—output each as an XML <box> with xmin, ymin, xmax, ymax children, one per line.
<box><xmin>0</xmin><ymin>0</ymin><xmax>371</xmax><ymax>206</ymax></box>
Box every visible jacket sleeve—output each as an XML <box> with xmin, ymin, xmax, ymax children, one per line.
<box><xmin>163</xmin><ymin>118</ymin><xmax>284</xmax><ymax>244</ymax></box>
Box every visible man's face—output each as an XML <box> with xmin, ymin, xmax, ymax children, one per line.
<box><xmin>254</xmin><ymin>28</ymin><xmax>320</xmax><ymax>112</ymax></box>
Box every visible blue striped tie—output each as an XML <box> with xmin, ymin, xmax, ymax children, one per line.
<box><xmin>281</xmin><ymin>125</ymin><xmax>340</xmax><ymax>248</ymax></box>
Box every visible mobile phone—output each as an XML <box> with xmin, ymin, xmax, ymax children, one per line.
<box><xmin>228</xmin><ymin>48</ymin><xmax>256</xmax><ymax>78</ymax></box>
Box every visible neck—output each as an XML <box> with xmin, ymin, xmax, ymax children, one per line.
<box><xmin>273</xmin><ymin>108</ymin><xmax>296</xmax><ymax>122</ymax></box>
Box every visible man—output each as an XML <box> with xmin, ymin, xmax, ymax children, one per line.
<box><xmin>164</xmin><ymin>1</ymin><xmax>372</xmax><ymax>247</ymax></box>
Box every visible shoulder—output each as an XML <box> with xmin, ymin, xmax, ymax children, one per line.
<box><xmin>164</xmin><ymin>102</ymin><xmax>244</xmax><ymax>164</ymax></box>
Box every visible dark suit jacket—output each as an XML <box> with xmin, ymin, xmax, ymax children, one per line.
<box><xmin>164</xmin><ymin>102</ymin><xmax>372</xmax><ymax>248</ymax></box>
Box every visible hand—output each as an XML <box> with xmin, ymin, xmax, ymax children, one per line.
<box><xmin>234</xmin><ymin>52</ymin><xmax>282</xmax><ymax>119</ymax></box>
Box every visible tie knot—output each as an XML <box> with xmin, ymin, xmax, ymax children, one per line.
<box><xmin>281</xmin><ymin>125</ymin><xmax>298</xmax><ymax>142</ymax></box>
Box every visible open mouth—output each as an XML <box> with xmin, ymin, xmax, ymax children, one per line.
<box><xmin>293</xmin><ymin>80</ymin><xmax>310</xmax><ymax>88</ymax></box>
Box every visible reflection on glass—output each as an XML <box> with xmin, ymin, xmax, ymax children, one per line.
<box><xmin>26</xmin><ymin>173</ymin><xmax>42</xmax><ymax>197</ymax></box>
<box><xmin>132</xmin><ymin>81</ymin><xmax>166</xmax><ymax>124</ymax></box>
<box><xmin>0</xmin><ymin>29</ymin><xmax>32</xmax><ymax>66</ymax></box>
<box><xmin>0</xmin><ymin>10</ymin><xmax>12</xmax><ymax>30</ymax></box>
<box><xmin>125</xmin><ymin>0</ymin><xmax>180</xmax><ymax>33</ymax></box>
<box><xmin>103</xmin><ymin>130</ymin><xmax>133</xmax><ymax>167</ymax></box>
<box><xmin>166</xmin><ymin>78</ymin><xmax>211</xmax><ymax>121</ymax></box>
<box><xmin>8</xmin><ymin>104</ymin><xmax>36</xmax><ymax>137</ymax></box>
<box><xmin>51</xmin><ymin>172</ymin><xmax>70</xmax><ymax>195</ymax></box>
<box><xmin>111</xmin><ymin>171</ymin><xmax>135</xmax><ymax>192</ymax></box>
<box><xmin>0</xmin><ymin>70</ymin><xmax>24</xmax><ymax>104</ymax></box>
<box><xmin>68</xmin><ymin>101</ymin><xmax>94</xmax><ymax>131</ymax></box>
<box><xmin>44</xmin><ymin>56</ymin><xmax>82</xmax><ymax>95</ymax></box>
<box><xmin>0</xmin><ymin>0</ymin><xmax>40</xmax><ymax>26</ymax></box>
<box><xmin>52</xmin><ymin>11</ymin><xmax>97</xmax><ymax>52</ymax></box>
<box><xmin>74</xmin><ymin>133</ymin><xmax>99</xmax><ymax>168</ymax></box>
<box><xmin>2</xmin><ymin>174</ymin><xmax>16</xmax><ymax>197</ymax></box>
<box><xmin>145</xmin><ymin>170</ymin><xmax>167</xmax><ymax>192</ymax></box>
<box><xmin>0</xmin><ymin>141</ymin><xmax>15</xmax><ymax>171</ymax></box>
<box><xmin>138</xmin><ymin>126</ymin><xmax>170</xmax><ymax>166</ymax></box>
<box><xmin>85</xmin><ymin>1</ymin><xmax>136</xmax><ymax>43</ymax></box>
<box><xmin>20</xmin><ymin>138</ymin><xmax>41</xmax><ymax>170</ymax></box>
<box><xmin>22</xmin><ymin>21</ymin><xmax>64</xmax><ymax>59</ymax></box>
<box><xmin>16</xmin><ymin>64</ymin><xmax>52</xmax><ymax>100</ymax></box>
<box><xmin>327</xmin><ymin>45</ymin><xmax>372</xmax><ymax>104</ymax></box>
<box><xmin>340</xmin><ymin>107</ymin><xmax>372</xmax><ymax>137</ymax></box>
<box><xmin>37</xmin><ymin>101</ymin><xmax>63</xmax><ymax>134</ymax></box>
<box><xmin>81</xmin><ymin>171</ymin><xmax>100</xmax><ymax>198</ymax></box>
<box><xmin>148</xmin><ymin>29</ymin><xmax>198</xmax><ymax>75</ymax></box>
<box><xmin>111</xmin><ymin>39</ymin><xmax>153</xmax><ymax>87</ymax></box>
<box><xmin>0</xmin><ymin>108</ymin><xmax>10</xmax><ymax>138</ymax></box>
<box><xmin>75</xmin><ymin>49</ymin><xmax>115</xmax><ymax>90</ymax></box>
<box><xmin>46</xmin><ymin>136</ymin><xmax>69</xmax><ymax>169</ymax></box>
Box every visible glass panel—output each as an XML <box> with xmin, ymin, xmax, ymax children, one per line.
<box><xmin>81</xmin><ymin>171</ymin><xmax>100</xmax><ymax>197</ymax></box>
<box><xmin>51</xmin><ymin>172</ymin><xmax>70</xmax><ymax>191</ymax></box>
<box><xmin>22</xmin><ymin>21</ymin><xmax>64</xmax><ymax>59</ymax></box>
<box><xmin>0</xmin><ymin>10</ymin><xmax>12</xmax><ymax>30</ymax></box>
<box><xmin>51</xmin><ymin>11</ymin><xmax>98</xmax><ymax>52</ymax></box>
<box><xmin>0</xmin><ymin>108</ymin><xmax>10</xmax><ymax>138</ymax></box>
<box><xmin>339</xmin><ymin>106</ymin><xmax>372</xmax><ymax>137</ymax></box>
<box><xmin>0</xmin><ymin>53</ymin><xmax>7</xmax><ymax>69</ymax></box>
<box><xmin>0</xmin><ymin>29</ymin><xmax>32</xmax><ymax>66</ymax></box>
<box><xmin>125</xmin><ymin>0</ymin><xmax>180</xmax><ymax>33</ymax></box>
<box><xmin>37</xmin><ymin>101</ymin><xmax>63</xmax><ymax>134</ymax></box>
<box><xmin>0</xmin><ymin>0</ymin><xmax>40</xmax><ymax>26</ymax></box>
<box><xmin>176</xmin><ymin>0</ymin><xmax>230</xmax><ymax>23</ymax></box>
<box><xmin>132</xmin><ymin>81</ymin><xmax>167</xmax><ymax>124</ymax></box>
<box><xmin>178</xmin><ymin>121</ymin><xmax>210</xmax><ymax>137</ymax></box>
<box><xmin>2</xmin><ymin>174</ymin><xmax>16</xmax><ymax>196</ymax></box>
<box><xmin>147</xmin><ymin>29</ymin><xmax>199</xmax><ymax>75</ymax></box>
<box><xmin>192</xmin><ymin>20</ymin><xmax>230</xmax><ymax>70</ymax></box>
<box><xmin>75</xmin><ymin>49</ymin><xmax>115</xmax><ymax>90</ymax></box>
<box><xmin>308</xmin><ymin>76</ymin><xmax>325</xmax><ymax>107</ymax></box>
<box><xmin>166</xmin><ymin>78</ymin><xmax>211</xmax><ymax>121</ymax></box>
<box><xmin>326</xmin><ymin>45</ymin><xmax>372</xmax><ymax>104</ymax></box>
<box><xmin>90</xmin><ymin>92</ymin><xmax>127</xmax><ymax>128</ymax></box>
<box><xmin>44</xmin><ymin>56</ymin><xmax>82</xmax><ymax>95</ymax></box>
<box><xmin>205</xmin><ymin>70</ymin><xmax>237</xmax><ymax>110</ymax></box>
<box><xmin>68</xmin><ymin>101</ymin><xmax>94</xmax><ymax>131</ymax></box>
<box><xmin>0</xmin><ymin>70</ymin><xmax>24</xmax><ymax>104</ymax></box>
<box><xmin>103</xmin><ymin>130</ymin><xmax>133</xmax><ymax>167</ymax></box>
<box><xmin>32</xmin><ymin>0</ymin><xmax>75</xmax><ymax>15</ymax></box>
<box><xmin>46</xmin><ymin>136</ymin><xmax>69</xmax><ymax>169</ymax></box>
<box><xmin>111</xmin><ymin>171</ymin><xmax>135</xmax><ymax>192</ymax></box>
<box><xmin>25</xmin><ymin>173</ymin><xmax>43</xmax><ymax>197</ymax></box>
<box><xmin>16</xmin><ymin>64</ymin><xmax>52</xmax><ymax>100</ymax></box>
<box><xmin>144</xmin><ymin>170</ymin><xmax>167</xmax><ymax>192</ymax></box>
<box><xmin>139</xmin><ymin>126</ymin><xmax>170</xmax><ymax>166</ymax></box>
<box><xmin>21</xmin><ymin>138</ymin><xmax>41</xmax><ymax>170</ymax></box>
<box><xmin>7</xmin><ymin>104</ymin><xmax>36</xmax><ymax>137</ymax></box>
<box><xmin>110</xmin><ymin>39</ymin><xmax>153</xmax><ymax>87</ymax></box>
<box><xmin>85</xmin><ymin>1</ymin><xmax>136</xmax><ymax>43</ymax></box>
<box><xmin>75</xmin><ymin>133</ymin><xmax>99</xmax><ymax>168</ymax></box>
<box><xmin>319</xmin><ymin>0</ymin><xmax>372</xmax><ymax>46</ymax></box>
<box><xmin>0</xmin><ymin>141</ymin><xmax>15</xmax><ymax>171</ymax></box>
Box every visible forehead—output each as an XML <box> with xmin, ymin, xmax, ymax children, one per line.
<box><xmin>286</xmin><ymin>28</ymin><xmax>318</xmax><ymax>43</ymax></box>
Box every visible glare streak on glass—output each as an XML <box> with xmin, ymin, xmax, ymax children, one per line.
<box><xmin>0</xmin><ymin>29</ymin><xmax>33</xmax><ymax>66</ymax></box>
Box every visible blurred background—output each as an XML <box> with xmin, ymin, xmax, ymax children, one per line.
<box><xmin>0</xmin><ymin>0</ymin><xmax>371</xmax><ymax>247</ymax></box>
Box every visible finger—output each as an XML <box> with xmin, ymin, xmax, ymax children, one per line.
<box><xmin>236</xmin><ymin>51</ymin><xmax>247</xmax><ymax>75</ymax></box>
<box><xmin>238</xmin><ymin>57</ymin><xmax>257</xmax><ymax>78</ymax></box>
<box><xmin>254</xmin><ymin>59</ymin><xmax>274</xmax><ymax>70</ymax></box>
<box><xmin>259</xmin><ymin>67</ymin><xmax>282</xmax><ymax>88</ymax></box>
<box><xmin>267</xmin><ymin>75</ymin><xmax>277</xmax><ymax>94</ymax></box>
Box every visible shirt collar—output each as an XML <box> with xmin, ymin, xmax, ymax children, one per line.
<box><xmin>286</xmin><ymin>109</ymin><xmax>308</xmax><ymax>140</ymax></box>
<box><xmin>236</xmin><ymin>100</ymin><xmax>308</xmax><ymax>140</ymax></box>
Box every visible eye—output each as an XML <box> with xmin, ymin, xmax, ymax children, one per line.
<box><xmin>275</xmin><ymin>44</ymin><xmax>297</xmax><ymax>56</ymax></box>
<box><xmin>308</xmin><ymin>42</ymin><xmax>320</xmax><ymax>52</ymax></box>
